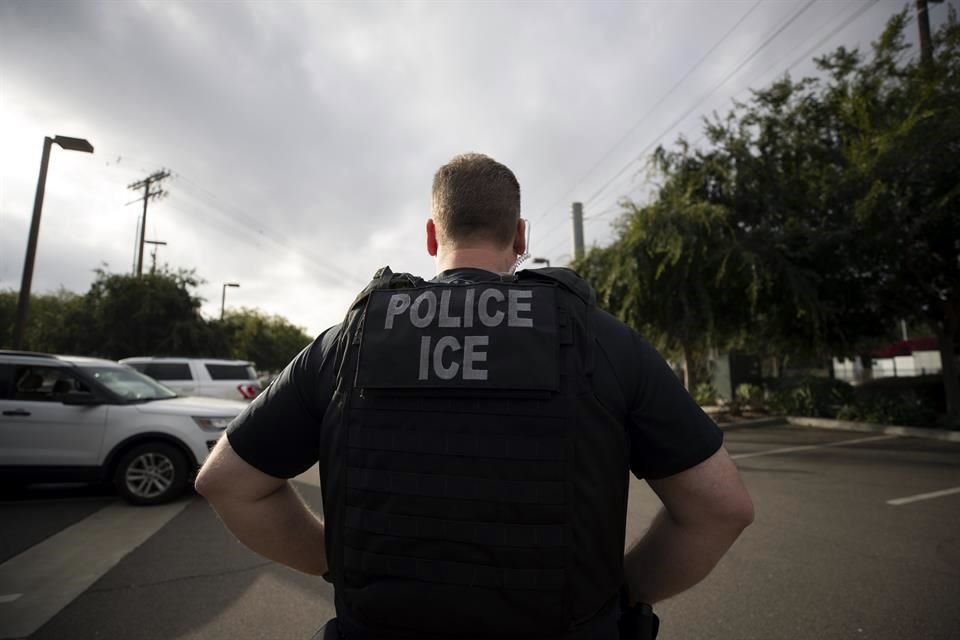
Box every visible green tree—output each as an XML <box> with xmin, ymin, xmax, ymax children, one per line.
<box><xmin>695</xmin><ymin>68</ymin><xmax>892</xmax><ymax>361</ymax></box>
<box><xmin>218</xmin><ymin>308</ymin><xmax>312</xmax><ymax>372</ymax></box>
<box><xmin>0</xmin><ymin>288</ymin><xmax>87</xmax><ymax>353</ymax></box>
<box><xmin>575</xmin><ymin>177</ymin><xmax>754</xmax><ymax>388</ymax></box>
<box><xmin>77</xmin><ymin>267</ymin><xmax>219</xmax><ymax>359</ymax></box>
<box><xmin>578</xmin><ymin>8</ymin><xmax>960</xmax><ymax>417</ymax></box>
<box><xmin>833</xmin><ymin>9</ymin><xmax>960</xmax><ymax>417</ymax></box>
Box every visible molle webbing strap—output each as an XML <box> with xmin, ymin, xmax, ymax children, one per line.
<box><xmin>344</xmin><ymin>548</ymin><xmax>565</xmax><ymax>591</ymax></box>
<box><xmin>345</xmin><ymin>507</ymin><xmax>565</xmax><ymax>548</ymax></box>
<box><xmin>348</xmin><ymin>425</ymin><xmax>565</xmax><ymax>461</ymax></box>
<box><xmin>346</xmin><ymin>467</ymin><xmax>565</xmax><ymax>504</ymax></box>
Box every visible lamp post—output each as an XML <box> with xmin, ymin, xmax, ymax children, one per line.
<box><xmin>532</xmin><ymin>257</ymin><xmax>551</xmax><ymax>268</ymax></box>
<box><xmin>12</xmin><ymin>135</ymin><xmax>94</xmax><ymax>349</ymax></box>
<box><xmin>221</xmin><ymin>282</ymin><xmax>240</xmax><ymax>321</ymax></box>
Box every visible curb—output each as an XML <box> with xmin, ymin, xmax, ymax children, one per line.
<box><xmin>716</xmin><ymin>417</ymin><xmax>786</xmax><ymax>430</ymax></box>
<box><xmin>784</xmin><ymin>416</ymin><xmax>960</xmax><ymax>443</ymax></box>
<box><xmin>714</xmin><ymin>413</ymin><xmax>960</xmax><ymax>442</ymax></box>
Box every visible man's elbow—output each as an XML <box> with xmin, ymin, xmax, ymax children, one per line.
<box><xmin>194</xmin><ymin>462</ymin><xmax>218</xmax><ymax>499</ymax></box>
<box><xmin>733</xmin><ymin>492</ymin><xmax>755</xmax><ymax>530</ymax></box>
<box><xmin>194</xmin><ymin>451</ymin><xmax>231</xmax><ymax>500</ymax></box>
<box><xmin>721</xmin><ymin>489</ymin><xmax>755</xmax><ymax>533</ymax></box>
<box><xmin>194</xmin><ymin>437</ymin><xmax>235</xmax><ymax>500</ymax></box>
<box><xmin>690</xmin><ymin>487</ymin><xmax>754</xmax><ymax>536</ymax></box>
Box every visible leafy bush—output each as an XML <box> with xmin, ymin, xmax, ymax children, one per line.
<box><xmin>855</xmin><ymin>376</ymin><xmax>947</xmax><ymax>414</ymax></box>
<box><xmin>735</xmin><ymin>383</ymin><xmax>766</xmax><ymax>410</ymax></box>
<box><xmin>834</xmin><ymin>376</ymin><xmax>949</xmax><ymax>427</ymax></box>
<box><xmin>836</xmin><ymin>390</ymin><xmax>938</xmax><ymax>427</ymax></box>
<box><xmin>764</xmin><ymin>377</ymin><xmax>854</xmax><ymax>418</ymax></box>
<box><xmin>693</xmin><ymin>382</ymin><xmax>718</xmax><ymax>406</ymax></box>
<box><xmin>765</xmin><ymin>374</ymin><xmax>948</xmax><ymax>426</ymax></box>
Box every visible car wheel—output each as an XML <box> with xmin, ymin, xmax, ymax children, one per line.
<box><xmin>113</xmin><ymin>442</ymin><xmax>189</xmax><ymax>505</ymax></box>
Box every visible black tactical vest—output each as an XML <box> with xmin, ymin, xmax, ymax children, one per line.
<box><xmin>318</xmin><ymin>267</ymin><xmax>630</xmax><ymax>640</ymax></box>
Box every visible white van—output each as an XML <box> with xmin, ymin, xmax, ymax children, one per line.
<box><xmin>120</xmin><ymin>357</ymin><xmax>262</xmax><ymax>402</ymax></box>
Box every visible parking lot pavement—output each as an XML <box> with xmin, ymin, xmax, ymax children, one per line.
<box><xmin>0</xmin><ymin>484</ymin><xmax>115</xmax><ymax>565</ymax></box>
<box><xmin>1</xmin><ymin>424</ymin><xmax>958</xmax><ymax>639</ymax></box>
<box><xmin>0</xmin><ymin>492</ymin><xmax>189</xmax><ymax>640</ymax></box>
<box><xmin>646</xmin><ymin>426</ymin><xmax>960</xmax><ymax>640</ymax></box>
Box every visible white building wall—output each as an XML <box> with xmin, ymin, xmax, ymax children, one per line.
<box><xmin>913</xmin><ymin>350</ymin><xmax>942</xmax><ymax>375</ymax></box>
<box><xmin>872</xmin><ymin>352</ymin><xmax>942</xmax><ymax>379</ymax></box>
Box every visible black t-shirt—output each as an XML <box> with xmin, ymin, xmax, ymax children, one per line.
<box><xmin>227</xmin><ymin>268</ymin><xmax>722</xmax><ymax>481</ymax></box>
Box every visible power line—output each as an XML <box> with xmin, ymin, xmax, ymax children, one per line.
<box><xmin>534</xmin><ymin>0</ymin><xmax>819</xmax><ymax>252</ymax></box>
<box><xmin>539</xmin><ymin>233</ymin><xmax>574</xmax><ymax>264</ymax></box>
<box><xmin>103</xmin><ymin>156</ymin><xmax>379</xmax><ymax>289</ymax></box>
<box><xmin>108</xmin><ymin>159</ymin><xmax>364</xmax><ymax>285</ymax></box>
<box><xmin>168</xmin><ymin>176</ymin><xmax>367</xmax><ymax>287</ymax></box>
<box><xmin>771</xmin><ymin>0</ymin><xmax>881</xmax><ymax>83</ymax></box>
<box><xmin>585</xmin><ymin>202</ymin><xmax>628</xmax><ymax>222</ymax></box>
<box><xmin>686</xmin><ymin>0</ymin><xmax>881</xmax><ymax>152</ymax></box>
<box><xmin>530</xmin><ymin>0</ymin><xmax>764</xmax><ymax>233</ymax></box>
<box><xmin>556</xmin><ymin>0</ymin><xmax>883</xmax><ymax>263</ymax></box>
<box><xmin>581</xmin><ymin>0</ymin><xmax>821</xmax><ymax>212</ymax></box>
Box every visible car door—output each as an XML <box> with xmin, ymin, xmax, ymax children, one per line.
<box><xmin>0</xmin><ymin>364</ymin><xmax>109</xmax><ymax>467</ymax></box>
<box><xmin>142</xmin><ymin>362</ymin><xmax>195</xmax><ymax>396</ymax></box>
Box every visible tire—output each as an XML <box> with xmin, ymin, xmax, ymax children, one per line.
<box><xmin>112</xmin><ymin>442</ymin><xmax>189</xmax><ymax>505</ymax></box>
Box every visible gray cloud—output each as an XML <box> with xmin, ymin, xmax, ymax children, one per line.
<box><xmin>0</xmin><ymin>0</ymin><xmax>936</xmax><ymax>335</ymax></box>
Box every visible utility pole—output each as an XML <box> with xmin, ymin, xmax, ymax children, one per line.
<box><xmin>917</xmin><ymin>0</ymin><xmax>944</xmax><ymax>67</ymax></box>
<box><xmin>571</xmin><ymin>202</ymin><xmax>585</xmax><ymax>261</ymax></box>
<box><xmin>144</xmin><ymin>240</ymin><xmax>167</xmax><ymax>274</ymax></box>
<box><xmin>221</xmin><ymin>282</ymin><xmax>240</xmax><ymax>321</ymax></box>
<box><xmin>127</xmin><ymin>169</ymin><xmax>170</xmax><ymax>277</ymax></box>
<box><xmin>131</xmin><ymin>215</ymin><xmax>141</xmax><ymax>274</ymax></box>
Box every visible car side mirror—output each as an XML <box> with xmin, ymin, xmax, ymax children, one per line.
<box><xmin>61</xmin><ymin>391</ymin><xmax>103</xmax><ymax>406</ymax></box>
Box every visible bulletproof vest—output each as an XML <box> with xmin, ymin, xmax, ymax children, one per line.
<box><xmin>318</xmin><ymin>267</ymin><xmax>630</xmax><ymax>640</ymax></box>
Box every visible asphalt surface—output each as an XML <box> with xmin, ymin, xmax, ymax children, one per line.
<box><xmin>1</xmin><ymin>424</ymin><xmax>958</xmax><ymax>639</ymax></box>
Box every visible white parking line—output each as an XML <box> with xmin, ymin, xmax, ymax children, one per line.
<box><xmin>0</xmin><ymin>594</ymin><xmax>22</xmax><ymax>604</ymax></box>
<box><xmin>731</xmin><ymin>434</ymin><xmax>899</xmax><ymax>461</ymax></box>
<box><xmin>887</xmin><ymin>486</ymin><xmax>960</xmax><ymax>506</ymax></box>
<box><xmin>0</xmin><ymin>499</ymin><xmax>189</xmax><ymax>640</ymax></box>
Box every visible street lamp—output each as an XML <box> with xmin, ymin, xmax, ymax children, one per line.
<box><xmin>221</xmin><ymin>282</ymin><xmax>240</xmax><ymax>320</ymax></box>
<box><xmin>532</xmin><ymin>257</ymin><xmax>551</xmax><ymax>268</ymax></box>
<box><xmin>12</xmin><ymin>135</ymin><xmax>94</xmax><ymax>349</ymax></box>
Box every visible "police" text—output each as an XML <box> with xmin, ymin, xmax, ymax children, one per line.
<box><xmin>382</xmin><ymin>288</ymin><xmax>534</xmax><ymax>381</ymax></box>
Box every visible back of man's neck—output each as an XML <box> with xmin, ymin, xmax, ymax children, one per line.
<box><xmin>435</xmin><ymin>247</ymin><xmax>515</xmax><ymax>275</ymax></box>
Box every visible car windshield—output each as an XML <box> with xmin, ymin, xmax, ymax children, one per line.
<box><xmin>80</xmin><ymin>365</ymin><xmax>178</xmax><ymax>402</ymax></box>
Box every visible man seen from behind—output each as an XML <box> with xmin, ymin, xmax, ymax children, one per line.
<box><xmin>196</xmin><ymin>152</ymin><xmax>754</xmax><ymax>640</ymax></box>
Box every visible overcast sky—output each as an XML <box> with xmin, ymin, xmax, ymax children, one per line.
<box><xmin>0</xmin><ymin>0</ymin><xmax>948</xmax><ymax>338</ymax></box>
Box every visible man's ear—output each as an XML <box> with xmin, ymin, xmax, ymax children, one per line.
<box><xmin>513</xmin><ymin>218</ymin><xmax>527</xmax><ymax>257</ymax></box>
<box><xmin>426</xmin><ymin>218</ymin><xmax>439</xmax><ymax>257</ymax></box>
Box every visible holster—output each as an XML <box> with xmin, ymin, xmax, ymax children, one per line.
<box><xmin>619</xmin><ymin>603</ymin><xmax>660</xmax><ymax>640</ymax></box>
<box><xmin>312</xmin><ymin>619</ymin><xmax>341</xmax><ymax>640</ymax></box>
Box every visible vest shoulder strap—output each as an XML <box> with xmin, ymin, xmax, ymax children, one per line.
<box><xmin>351</xmin><ymin>266</ymin><xmax>596</xmax><ymax>308</ymax></box>
<box><xmin>349</xmin><ymin>266</ymin><xmax>427</xmax><ymax>309</ymax></box>
<box><xmin>514</xmin><ymin>267</ymin><xmax>596</xmax><ymax>306</ymax></box>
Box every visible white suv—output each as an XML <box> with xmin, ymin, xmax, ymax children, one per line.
<box><xmin>0</xmin><ymin>351</ymin><xmax>247</xmax><ymax>504</ymax></box>
<box><xmin>120</xmin><ymin>357</ymin><xmax>262</xmax><ymax>401</ymax></box>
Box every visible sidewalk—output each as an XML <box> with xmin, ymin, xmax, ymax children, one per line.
<box><xmin>702</xmin><ymin>406</ymin><xmax>960</xmax><ymax>443</ymax></box>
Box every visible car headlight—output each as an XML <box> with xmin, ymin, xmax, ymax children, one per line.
<box><xmin>193</xmin><ymin>416</ymin><xmax>234</xmax><ymax>431</ymax></box>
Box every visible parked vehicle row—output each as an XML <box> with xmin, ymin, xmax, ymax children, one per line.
<box><xmin>120</xmin><ymin>357</ymin><xmax>263</xmax><ymax>402</ymax></box>
<box><xmin>0</xmin><ymin>351</ymin><xmax>249</xmax><ymax>504</ymax></box>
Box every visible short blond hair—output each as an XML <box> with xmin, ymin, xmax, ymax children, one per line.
<box><xmin>431</xmin><ymin>153</ymin><xmax>521</xmax><ymax>248</ymax></box>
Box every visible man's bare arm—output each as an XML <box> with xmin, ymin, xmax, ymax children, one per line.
<box><xmin>195</xmin><ymin>437</ymin><xmax>327</xmax><ymax>576</ymax></box>
<box><xmin>623</xmin><ymin>446</ymin><xmax>754</xmax><ymax>605</ymax></box>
